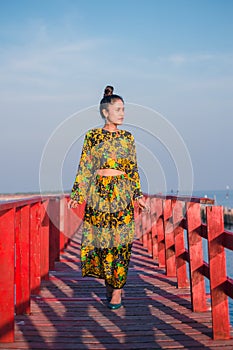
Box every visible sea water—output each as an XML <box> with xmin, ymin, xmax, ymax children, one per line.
<box><xmin>193</xmin><ymin>188</ymin><xmax>233</xmax><ymax>209</ymax></box>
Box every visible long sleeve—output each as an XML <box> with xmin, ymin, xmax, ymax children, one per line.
<box><xmin>70</xmin><ymin>131</ymin><xmax>94</xmax><ymax>204</ymax></box>
<box><xmin>125</xmin><ymin>134</ymin><xmax>143</xmax><ymax>200</ymax></box>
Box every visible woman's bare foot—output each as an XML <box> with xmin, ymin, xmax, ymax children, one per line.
<box><xmin>110</xmin><ymin>289</ymin><xmax>122</xmax><ymax>304</ymax></box>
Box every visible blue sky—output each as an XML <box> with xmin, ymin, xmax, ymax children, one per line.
<box><xmin>1</xmin><ymin>0</ymin><xmax>233</xmax><ymax>194</ymax></box>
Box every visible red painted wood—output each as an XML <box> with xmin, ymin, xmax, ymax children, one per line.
<box><xmin>146</xmin><ymin>198</ymin><xmax>152</xmax><ymax>255</ymax></box>
<box><xmin>164</xmin><ymin>200</ymin><xmax>176</xmax><ymax>277</ymax></box>
<box><xmin>59</xmin><ymin>198</ymin><xmax>66</xmax><ymax>252</ymax></box>
<box><xmin>64</xmin><ymin>198</ymin><xmax>73</xmax><ymax>241</ymax></box>
<box><xmin>173</xmin><ymin>200</ymin><xmax>189</xmax><ymax>288</ymax></box>
<box><xmin>48</xmin><ymin>198</ymin><xmax>61</xmax><ymax>269</ymax></box>
<box><xmin>15</xmin><ymin>205</ymin><xmax>30</xmax><ymax>315</ymax></box>
<box><xmin>2</xmin><ymin>193</ymin><xmax>233</xmax><ymax>346</ymax></box>
<box><xmin>0</xmin><ymin>208</ymin><xmax>15</xmax><ymax>342</ymax></box>
<box><xmin>19</xmin><ymin>205</ymin><xmax>30</xmax><ymax>314</ymax></box>
<box><xmin>63</xmin><ymin>198</ymin><xmax>70</xmax><ymax>248</ymax></box>
<box><xmin>2</xmin><ymin>228</ymin><xmax>232</xmax><ymax>349</ymax></box>
<box><xmin>141</xmin><ymin>210</ymin><xmax>148</xmax><ymax>248</ymax></box>
<box><xmin>30</xmin><ymin>202</ymin><xmax>41</xmax><ymax>294</ymax></box>
<box><xmin>206</xmin><ymin>205</ymin><xmax>230</xmax><ymax>340</ymax></box>
<box><xmin>149</xmin><ymin>193</ymin><xmax>214</xmax><ymax>204</ymax></box>
<box><xmin>40</xmin><ymin>200</ymin><xmax>49</xmax><ymax>281</ymax></box>
<box><xmin>186</xmin><ymin>202</ymin><xmax>207</xmax><ymax>312</ymax></box>
<box><xmin>137</xmin><ymin>206</ymin><xmax>144</xmax><ymax>244</ymax></box>
<box><xmin>134</xmin><ymin>203</ymin><xmax>141</xmax><ymax>240</ymax></box>
<box><xmin>156</xmin><ymin>199</ymin><xmax>165</xmax><ymax>268</ymax></box>
<box><xmin>15</xmin><ymin>208</ymin><xmax>21</xmax><ymax>313</ymax></box>
<box><xmin>150</xmin><ymin>197</ymin><xmax>158</xmax><ymax>260</ymax></box>
<box><xmin>141</xmin><ymin>198</ymin><xmax>152</xmax><ymax>253</ymax></box>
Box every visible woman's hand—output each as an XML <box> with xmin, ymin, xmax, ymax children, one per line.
<box><xmin>137</xmin><ymin>197</ymin><xmax>150</xmax><ymax>213</ymax></box>
<box><xmin>68</xmin><ymin>199</ymin><xmax>79</xmax><ymax>209</ymax></box>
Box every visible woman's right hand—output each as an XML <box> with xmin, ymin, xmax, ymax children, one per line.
<box><xmin>137</xmin><ymin>197</ymin><xmax>150</xmax><ymax>213</ymax></box>
<box><xmin>68</xmin><ymin>199</ymin><xmax>79</xmax><ymax>209</ymax></box>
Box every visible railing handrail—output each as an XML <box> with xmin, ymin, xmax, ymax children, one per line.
<box><xmin>145</xmin><ymin>193</ymin><xmax>215</xmax><ymax>204</ymax></box>
<box><xmin>0</xmin><ymin>194</ymin><xmax>66</xmax><ymax>210</ymax></box>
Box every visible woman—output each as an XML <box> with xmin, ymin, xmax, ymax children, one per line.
<box><xmin>68</xmin><ymin>86</ymin><xmax>148</xmax><ymax>309</ymax></box>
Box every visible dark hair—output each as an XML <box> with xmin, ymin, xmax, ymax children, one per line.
<box><xmin>99</xmin><ymin>85</ymin><xmax>124</xmax><ymax>119</ymax></box>
<box><xmin>104</xmin><ymin>85</ymin><xmax>114</xmax><ymax>96</ymax></box>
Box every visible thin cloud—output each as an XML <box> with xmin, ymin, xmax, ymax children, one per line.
<box><xmin>166</xmin><ymin>52</ymin><xmax>233</xmax><ymax>65</ymax></box>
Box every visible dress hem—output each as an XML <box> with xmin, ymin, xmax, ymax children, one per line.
<box><xmin>82</xmin><ymin>273</ymin><xmax>127</xmax><ymax>289</ymax></box>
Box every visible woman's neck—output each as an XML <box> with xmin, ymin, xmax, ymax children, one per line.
<box><xmin>103</xmin><ymin>123</ymin><xmax>118</xmax><ymax>132</ymax></box>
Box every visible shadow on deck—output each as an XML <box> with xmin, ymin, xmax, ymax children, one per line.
<box><xmin>2</xmin><ymin>230</ymin><xmax>233</xmax><ymax>350</ymax></box>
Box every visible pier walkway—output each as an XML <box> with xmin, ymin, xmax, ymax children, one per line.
<box><xmin>2</xmin><ymin>229</ymin><xmax>233</xmax><ymax>350</ymax></box>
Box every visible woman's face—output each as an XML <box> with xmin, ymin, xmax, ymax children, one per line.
<box><xmin>104</xmin><ymin>99</ymin><xmax>125</xmax><ymax>125</ymax></box>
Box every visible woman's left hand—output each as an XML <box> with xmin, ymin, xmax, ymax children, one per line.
<box><xmin>68</xmin><ymin>199</ymin><xmax>79</xmax><ymax>209</ymax></box>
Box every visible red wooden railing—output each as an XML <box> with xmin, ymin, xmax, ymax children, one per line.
<box><xmin>0</xmin><ymin>193</ymin><xmax>233</xmax><ymax>342</ymax></box>
<box><xmin>0</xmin><ymin>195</ymin><xmax>84</xmax><ymax>343</ymax></box>
<box><xmin>136</xmin><ymin>194</ymin><xmax>233</xmax><ymax>340</ymax></box>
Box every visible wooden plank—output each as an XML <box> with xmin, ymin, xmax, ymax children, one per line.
<box><xmin>141</xmin><ymin>197</ymin><xmax>152</xmax><ymax>254</ymax></box>
<box><xmin>150</xmin><ymin>197</ymin><xmax>158</xmax><ymax>260</ymax></box>
<box><xmin>0</xmin><ymin>208</ymin><xmax>15</xmax><ymax>342</ymax></box>
<box><xmin>48</xmin><ymin>198</ymin><xmax>61</xmax><ymax>269</ymax></box>
<box><xmin>156</xmin><ymin>198</ymin><xmax>165</xmax><ymax>268</ymax></box>
<box><xmin>40</xmin><ymin>200</ymin><xmax>49</xmax><ymax>281</ymax></box>
<box><xmin>59</xmin><ymin>197</ymin><xmax>66</xmax><ymax>252</ymax></box>
<box><xmin>150</xmin><ymin>194</ymin><xmax>214</xmax><ymax>205</ymax></box>
<box><xmin>157</xmin><ymin>216</ymin><xmax>165</xmax><ymax>268</ymax></box>
<box><xmin>15</xmin><ymin>205</ymin><xmax>30</xmax><ymax>315</ymax></box>
<box><xmin>30</xmin><ymin>202</ymin><xmax>41</xmax><ymax>294</ymax></box>
<box><xmin>141</xmin><ymin>209</ymin><xmax>148</xmax><ymax>248</ymax></box>
<box><xmin>186</xmin><ymin>202</ymin><xmax>207</xmax><ymax>312</ymax></box>
<box><xmin>164</xmin><ymin>200</ymin><xmax>176</xmax><ymax>277</ymax></box>
<box><xmin>134</xmin><ymin>203</ymin><xmax>141</xmax><ymax>240</ymax></box>
<box><xmin>146</xmin><ymin>198</ymin><xmax>152</xmax><ymax>256</ymax></box>
<box><xmin>173</xmin><ymin>200</ymin><xmax>189</xmax><ymax>288</ymax></box>
<box><xmin>206</xmin><ymin>206</ymin><xmax>230</xmax><ymax>340</ymax></box>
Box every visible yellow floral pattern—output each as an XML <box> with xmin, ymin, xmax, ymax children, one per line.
<box><xmin>70</xmin><ymin>128</ymin><xmax>142</xmax><ymax>203</ymax></box>
<box><xmin>70</xmin><ymin>128</ymin><xmax>142</xmax><ymax>289</ymax></box>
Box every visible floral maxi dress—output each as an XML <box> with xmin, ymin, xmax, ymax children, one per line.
<box><xmin>70</xmin><ymin>128</ymin><xmax>143</xmax><ymax>289</ymax></box>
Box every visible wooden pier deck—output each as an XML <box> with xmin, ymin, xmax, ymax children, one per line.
<box><xmin>2</xmin><ymin>231</ymin><xmax>233</xmax><ymax>350</ymax></box>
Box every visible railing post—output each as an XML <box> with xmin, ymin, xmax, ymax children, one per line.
<box><xmin>15</xmin><ymin>205</ymin><xmax>31</xmax><ymax>315</ymax></box>
<box><xmin>141</xmin><ymin>211</ymin><xmax>148</xmax><ymax>249</ymax></box>
<box><xmin>150</xmin><ymin>197</ymin><xmax>158</xmax><ymax>260</ymax></box>
<box><xmin>206</xmin><ymin>206</ymin><xmax>230</xmax><ymax>340</ymax></box>
<box><xmin>40</xmin><ymin>200</ymin><xmax>50</xmax><ymax>281</ymax></box>
<box><xmin>146</xmin><ymin>197</ymin><xmax>152</xmax><ymax>256</ymax></box>
<box><xmin>186</xmin><ymin>202</ymin><xmax>207</xmax><ymax>312</ymax></box>
<box><xmin>0</xmin><ymin>208</ymin><xmax>15</xmax><ymax>342</ymax></box>
<box><xmin>48</xmin><ymin>197</ymin><xmax>61</xmax><ymax>270</ymax></box>
<box><xmin>157</xmin><ymin>199</ymin><xmax>165</xmax><ymax>268</ymax></box>
<box><xmin>134</xmin><ymin>203</ymin><xmax>141</xmax><ymax>240</ymax></box>
<box><xmin>30</xmin><ymin>202</ymin><xmax>41</xmax><ymax>294</ymax></box>
<box><xmin>59</xmin><ymin>197</ymin><xmax>66</xmax><ymax>252</ymax></box>
<box><xmin>65</xmin><ymin>198</ymin><xmax>85</xmax><ymax>240</ymax></box>
<box><xmin>173</xmin><ymin>200</ymin><xmax>189</xmax><ymax>288</ymax></box>
<box><xmin>164</xmin><ymin>199</ymin><xmax>176</xmax><ymax>277</ymax></box>
<box><xmin>141</xmin><ymin>197</ymin><xmax>152</xmax><ymax>253</ymax></box>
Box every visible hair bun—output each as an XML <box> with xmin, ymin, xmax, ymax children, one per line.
<box><xmin>104</xmin><ymin>85</ymin><xmax>114</xmax><ymax>97</ymax></box>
